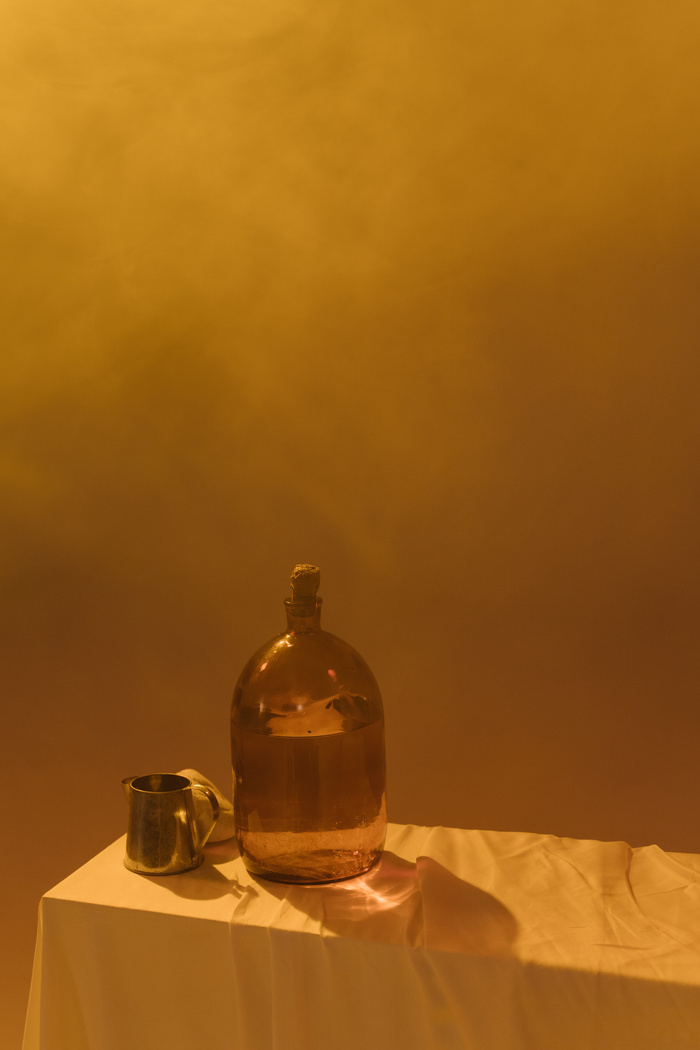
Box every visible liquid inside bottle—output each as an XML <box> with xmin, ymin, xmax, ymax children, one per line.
<box><xmin>230</xmin><ymin>565</ymin><xmax>387</xmax><ymax>883</ymax></box>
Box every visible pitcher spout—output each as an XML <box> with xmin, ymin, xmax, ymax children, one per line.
<box><xmin>122</xmin><ymin>776</ymin><xmax>134</xmax><ymax>802</ymax></box>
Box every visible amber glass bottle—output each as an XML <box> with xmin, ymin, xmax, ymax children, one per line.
<box><xmin>231</xmin><ymin>565</ymin><xmax>387</xmax><ymax>883</ymax></box>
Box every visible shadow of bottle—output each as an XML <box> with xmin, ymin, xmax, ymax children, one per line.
<box><xmin>149</xmin><ymin>836</ymin><xmax>518</xmax><ymax>959</ymax></box>
<box><xmin>257</xmin><ymin>850</ymin><xmax>519</xmax><ymax>956</ymax></box>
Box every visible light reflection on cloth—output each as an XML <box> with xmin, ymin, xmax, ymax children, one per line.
<box><xmin>227</xmin><ymin>822</ymin><xmax>700</xmax><ymax>982</ymax></box>
<box><xmin>244</xmin><ymin>850</ymin><xmax>519</xmax><ymax>955</ymax></box>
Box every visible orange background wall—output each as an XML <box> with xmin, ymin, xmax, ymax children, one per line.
<box><xmin>3</xmin><ymin>0</ymin><xmax>700</xmax><ymax>1044</ymax></box>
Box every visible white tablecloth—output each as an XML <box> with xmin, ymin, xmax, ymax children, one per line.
<box><xmin>23</xmin><ymin>824</ymin><xmax>700</xmax><ymax>1049</ymax></box>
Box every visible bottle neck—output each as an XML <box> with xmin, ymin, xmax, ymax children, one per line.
<box><xmin>284</xmin><ymin>597</ymin><xmax>322</xmax><ymax>633</ymax></box>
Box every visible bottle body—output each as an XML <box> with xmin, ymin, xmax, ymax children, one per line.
<box><xmin>231</xmin><ymin>597</ymin><xmax>386</xmax><ymax>883</ymax></box>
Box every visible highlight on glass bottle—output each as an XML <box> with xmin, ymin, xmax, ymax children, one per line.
<box><xmin>230</xmin><ymin>564</ymin><xmax>387</xmax><ymax>884</ymax></box>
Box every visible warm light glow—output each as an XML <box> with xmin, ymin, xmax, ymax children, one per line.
<box><xmin>5</xmin><ymin>0</ymin><xmax>700</xmax><ymax>1037</ymax></box>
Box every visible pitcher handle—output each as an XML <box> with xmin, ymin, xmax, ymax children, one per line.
<box><xmin>190</xmin><ymin>782</ymin><xmax>220</xmax><ymax>851</ymax></box>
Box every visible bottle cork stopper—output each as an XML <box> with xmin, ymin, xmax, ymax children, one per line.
<box><xmin>290</xmin><ymin>564</ymin><xmax>321</xmax><ymax>600</ymax></box>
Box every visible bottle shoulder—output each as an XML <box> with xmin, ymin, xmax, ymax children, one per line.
<box><xmin>232</xmin><ymin>626</ymin><xmax>383</xmax><ymax>730</ymax></box>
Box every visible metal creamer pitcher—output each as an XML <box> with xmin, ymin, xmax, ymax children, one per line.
<box><xmin>122</xmin><ymin>773</ymin><xmax>220</xmax><ymax>875</ymax></box>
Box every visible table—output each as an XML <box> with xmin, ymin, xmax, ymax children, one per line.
<box><xmin>23</xmin><ymin>823</ymin><xmax>700</xmax><ymax>1049</ymax></box>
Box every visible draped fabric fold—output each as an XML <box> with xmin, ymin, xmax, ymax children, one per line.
<box><xmin>23</xmin><ymin>824</ymin><xmax>700</xmax><ymax>1050</ymax></box>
